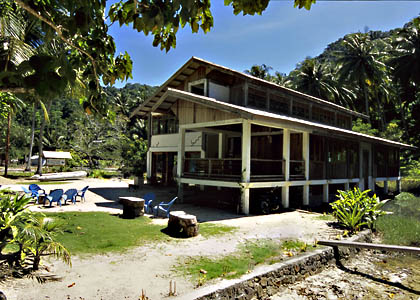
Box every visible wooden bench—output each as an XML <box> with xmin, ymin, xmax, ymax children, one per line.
<box><xmin>119</xmin><ymin>197</ymin><xmax>145</xmax><ymax>219</ymax></box>
<box><xmin>168</xmin><ymin>211</ymin><xmax>199</xmax><ymax>237</ymax></box>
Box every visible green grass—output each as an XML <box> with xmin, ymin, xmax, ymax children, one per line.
<box><xmin>181</xmin><ymin>239</ymin><xmax>311</xmax><ymax>284</ymax></box>
<box><xmin>376</xmin><ymin>178</ymin><xmax>420</xmax><ymax>193</ymax></box>
<box><xmin>376</xmin><ymin>192</ymin><xmax>420</xmax><ymax>246</ymax></box>
<box><xmin>43</xmin><ymin>212</ymin><xmax>236</xmax><ymax>255</ymax></box>
<box><xmin>5</xmin><ymin>171</ymin><xmax>34</xmax><ymax>179</ymax></box>
<box><xmin>45</xmin><ymin>212</ymin><xmax>167</xmax><ymax>255</ymax></box>
<box><xmin>17</xmin><ymin>181</ymin><xmax>71</xmax><ymax>185</ymax></box>
<box><xmin>315</xmin><ymin>214</ymin><xmax>335</xmax><ymax>221</ymax></box>
<box><xmin>199</xmin><ymin>223</ymin><xmax>237</xmax><ymax>237</ymax></box>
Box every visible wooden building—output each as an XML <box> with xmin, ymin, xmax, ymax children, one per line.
<box><xmin>131</xmin><ymin>57</ymin><xmax>414</xmax><ymax>214</ymax></box>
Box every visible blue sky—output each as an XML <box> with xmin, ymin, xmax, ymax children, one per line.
<box><xmin>108</xmin><ymin>1</ymin><xmax>420</xmax><ymax>88</ymax></box>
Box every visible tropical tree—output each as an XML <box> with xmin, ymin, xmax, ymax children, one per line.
<box><xmin>334</xmin><ymin>33</ymin><xmax>386</xmax><ymax>118</ymax></box>
<box><xmin>245</xmin><ymin>64</ymin><xmax>273</xmax><ymax>80</ymax></box>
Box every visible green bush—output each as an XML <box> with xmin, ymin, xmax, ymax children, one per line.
<box><xmin>330</xmin><ymin>187</ymin><xmax>388</xmax><ymax>232</ymax></box>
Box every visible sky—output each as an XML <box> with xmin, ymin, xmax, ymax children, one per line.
<box><xmin>108</xmin><ymin>1</ymin><xmax>420</xmax><ymax>88</ymax></box>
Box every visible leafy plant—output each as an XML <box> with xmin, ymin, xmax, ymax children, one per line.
<box><xmin>330</xmin><ymin>187</ymin><xmax>388</xmax><ymax>232</ymax></box>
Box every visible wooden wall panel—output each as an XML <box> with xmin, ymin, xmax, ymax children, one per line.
<box><xmin>173</xmin><ymin>100</ymin><xmax>238</xmax><ymax>125</ymax></box>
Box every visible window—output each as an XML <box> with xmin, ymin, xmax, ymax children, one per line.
<box><xmin>248</xmin><ymin>87</ymin><xmax>267</xmax><ymax>109</ymax></box>
<box><xmin>312</xmin><ymin>106</ymin><xmax>335</xmax><ymax>125</ymax></box>
<box><xmin>292</xmin><ymin>101</ymin><xmax>310</xmax><ymax>119</ymax></box>
<box><xmin>269</xmin><ymin>93</ymin><xmax>289</xmax><ymax>115</ymax></box>
<box><xmin>152</xmin><ymin>115</ymin><xmax>179</xmax><ymax>135</ymax></box>
<box><xmin>188</xmin><ymin>79</ymin><xmax>207</xmax><ymax>96</ymax></box>
<box><xmin>337</xmin><ymin>114</ymin><xmax>351</xmax><ymax>129</ymax></box>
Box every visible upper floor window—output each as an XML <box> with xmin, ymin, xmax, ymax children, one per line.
<box><xmin>292</xmin><ymin>101</ymin><xmax>310</xmax><ymax>119</ymax></box>
<box><xmin>188</xmin><ymin>79</ymin><xmax>207</xmax><ymax>96</ymax></box>
<box><xmin>337</xmin><ymin>114</ymin><xmax>351</xmax><ymax>129</ymax></box>
<box><xmin>248</xmin><ymin>87</ymin><xmax>267</xmax><ymax>109</ymax></box>
<box><xmin>269</xmin><ymin>93</ymin><xmax>289</xmax><ymax>115</ymax></box>
<box><xmin>152</xmin><ymin>115</ymin><xmax>179</xmax><ymax>135</ymax></box>
<box><xmin>312</xmin><ymin>106</ymin><xmax>335</xmax><ymax>125</ymax></box>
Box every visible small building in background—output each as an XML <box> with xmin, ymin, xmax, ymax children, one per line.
<box><xmin>30</xmin><ymin>151</ymin><xmax>72</xmax><ymax>166</ymax></box>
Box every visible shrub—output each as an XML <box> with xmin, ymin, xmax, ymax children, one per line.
<box><xmin>330</xmin><ymin>187</ymin><xmax>388</xmax><ymax>232</ymax></box>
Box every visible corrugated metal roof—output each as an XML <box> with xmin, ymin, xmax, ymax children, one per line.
<box><xmin>164</xmin><ymin>88</ymin><xmax>415</xmax><ymax>149</ymax></box>
<box><xmin>131</xmin><ymin>56</ymin><xmax>369</xmax><ymax>120</ymax></box>
<box><xmin>42</xmin><ymin>151</ymin><xmax>72</xmax><ymax>159</ymax></box>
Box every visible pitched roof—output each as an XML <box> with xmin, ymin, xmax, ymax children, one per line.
<box><xmin>161</xmin><ymin>88</ymin><xmax>415</xmax><ymax>149</ymax></box>
<box><xmin>131</xmin><ymin>56</ymin><xmax>368</xmax><ymax>119</ymax></box>
<box><xmin>42</xmin><ymin>151</ymin><xmax>72</xmax><ymax>159</ymax></box>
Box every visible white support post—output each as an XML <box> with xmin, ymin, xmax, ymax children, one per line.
<box><xmin>177</xmin><ymin>128</ymin><xmax>186</xmax><ymax>202</ymax></box>
<box><xmin>146</xmin><ymin>151</ymin><xmax>152</xmax><ymax>181</ymax></box>
<box><xmin>283</xmin><ymin>129</ymin><xmax>290</xmax><ymax>181</ymax></box>
<box><xmin>323</xmin><ymin>184</ymin><xmax>329</xmax><ymax>203</ymax></box>
<box><xmin>282</xmin><ymin>186</ymin><xmax>289</xmax><ymax>208</ymax></box>
<box><xmin>383</xmin><ymin>181</ymin><xmax>389</xmax><ymax>194</ymax></box>
<box><xmin>303</xmin><ymin>132</ymin><xmax>310</xmax><ymax>206</ymax></box>
<box><xmin>282</xmin><ymin>129</ymin><xmax>290</xmax><ymax>208</ymax></box>
<box><xmin>344</xmin><ymin>182</ymin><xmax>350</xmax><ymax>191</ymax></box>
<box><xmin>396</xmin><ymin>179</ymin><xmax>402</xmax><ymax>194</ymax></box>
<box><xmin>241</xmin><ymin>121</ymin><xmax>251</xmax><ymax>214</ymax></box>
<box><xmin>217</xmin><ymin>133</ymin><xmax>224</xmax><ymax>191</ymax></box>
<box><xmin>359</xmin><ymin>143</ymin><xmax>364</xmax><ymax>190</ymax></box>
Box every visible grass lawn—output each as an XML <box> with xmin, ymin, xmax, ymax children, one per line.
<box><xmin>17</xmin><ymin>181</ymin><xmax>71</xmax><ymax>185</ymax></box>
<box><xmin>376</xmin><ymin>192</ymin><xmax>420</xmax><ymax>246</ymax></box>
<box><xmin>180</xmin><ymin>239</ymin><xmax>312</xmax><ymax>285</ymax></box>
<box><xmin>44</xmin><ymin>212</ymin><xmax>236</xmax><ymax>255</ymax></box>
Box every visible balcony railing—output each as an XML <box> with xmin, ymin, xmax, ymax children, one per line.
<box><xmin>183</xmin><ymin>158</ymin><xmax>304</xmax><ymax>181</ymax></box>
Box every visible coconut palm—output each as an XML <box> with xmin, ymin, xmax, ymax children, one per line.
<box><xmin>290</xmin><ymin>58</ymin><xmax>338</xmax><ymax>102</ymax></box>
<box><xmin>334</xmin><ymin>33</ymin><xmax>386</xmax><ymax>117</ymax></box>
<box><xmin>245</xmin><ymin>64</ymin><xmax>273</xmax><ymax>80</ymax></box>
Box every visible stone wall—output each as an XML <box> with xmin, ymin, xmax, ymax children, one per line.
<box><xmin>193</xmin><ymin>231</ymin><xmax>371</xmax><ymax>300</ymax></box>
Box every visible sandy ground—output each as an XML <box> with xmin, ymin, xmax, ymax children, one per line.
<box><xmin>0</xmin><ymin>177</ymin><xmax>341</xmax><ymax>300</ymax></box>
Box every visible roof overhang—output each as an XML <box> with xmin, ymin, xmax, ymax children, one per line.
<box><xmin>150</xmin><ymin>88</ymin><xmax>416</xmax><ymax>150</ymax></box>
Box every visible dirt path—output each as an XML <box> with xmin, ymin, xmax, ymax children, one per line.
<box><xmin>0</xmin><ymin>178</ymin><xmax>341</xmax><ymax>300</ymax></box>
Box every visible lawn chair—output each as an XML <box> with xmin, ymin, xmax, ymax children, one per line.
<box><xmin>153</xmin><ymin>197</ymin><xmax>177</xmax><ymax>218</ymax></box>
<box><xmin>75</xmin><ymin>186</ymin><xmax>89</xmax><ymax>203</ymax></box>
<box><xmin>143</xmin><ymin>192</ymin><xmax>156</xmax><ymax>214</ymax></box>
<box><xmin>21</xmin><ymin>186</ymin><xmax>32</xmax><ymax>196</ymax></box>
<box><xmin>45</xmin><ymin>189</ymin><xmax>64</xmax><ymax>207</ymax></box>
<box><xmin>28</xmin><ymin>184</ymin><xmax>46</xmax><ymax>204</ymax></box>
<box><xmin>64</xmin><ymin>189</ymin><xmax>78</xmax><ymax>205</ymax></box>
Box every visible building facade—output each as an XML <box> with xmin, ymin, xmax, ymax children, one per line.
<box><xmin>132</xmin><ymin>57</ymin><xmax>413</xmax><ymax>214</ymax></box>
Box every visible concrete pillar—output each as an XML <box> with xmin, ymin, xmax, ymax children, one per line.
<box><xmin>302</xmin><ymin>132</ymin><xmax>310</xmax><ymax>206</ymax></box>
<box><xmin>344</xmin><ymin>182</ymin><xmax>350</xmax><ymax>191</ymax></box>
<box><xmin>323</xmin><ymin>184</ymin><xmax>329</xmax><ymax>203</ymax></box>
<box><xmin>383</xmin><ymin>180</ymin><xmax>389</xmax><ymax>194</ymax></box>
<box><xmin>303</xmin><ymin>185</ymin><xmax>310</xmax><ymax>206</ymax></box>
<box><xmin>241</xmin><ymin>121</ymin><xmax>251</xmax><ymax>214</ymax></box>
<box><xmin>282</xmin><ymin>186</ymin><xmax>289</xmax><ymax>208</ymax></box>
<box><xmin>217</xmin><ymin>133</ymin><xmax>224</xmax><ymax>191</ymax></box>
<box><xmin>282</xmin><ymin>129</ymin><xmax>291</xmax><ymax>208</ymax></box>
<box><xmin>283</xmin><ymin>129</ymin><xmax>290</xmax><ymax>181</ymax></box>
<box><xmin>177</xmin><ymin>128</ymin><xmax>186</xmax><ymax>202</ymax></box>
<box><xmin>396</xmin><ymin>179</ymin><xmax>402</xmax><ymax>194</ymax></box>
<box><xmin>146</xmin><ymin>151</ymin><xmax>152</xmax><ymax>181</ymax></box>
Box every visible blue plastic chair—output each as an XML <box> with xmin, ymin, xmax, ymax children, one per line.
<box><xmin>45</xmin><ymin>189</ymin><xmax>64</xmax><ymax>207</ymax></box>
<box><xmin>28</xmin><ymin>184</ymin><xmax>46</xmax><ymax>204</ymax></box>
<box><xmin>153</xmin><ymin>197</ymin><xmax>177</xmax><ymax>218</ymax></box>
<box><xmin>64</xmin><ymin>189</ymin><xmax>78</xmax><ymax>205</ymax></box>
<box><xmin>75</xmin><ymin>186</ymin><xmax>89</xmax><ymax>203</ymax></box>
<box><xmin>143</xmin><ymin>192</ymin><xmax>156</xmax><ymax>214</ymax></box>
<box><xmin>21</xmin><ymin>186</ymin><xmax>32</xmax><ymax>196</ymax></box>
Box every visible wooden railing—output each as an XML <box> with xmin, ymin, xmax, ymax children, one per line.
<box><xmin>290</xmin><ymin>160</ymin><xmax>305</xmax><ymax>180</ymax></box>
<box><xmin>183</xmin><ymin>158</ymin><xmax>286</xmax><ymax>181</ymax></box>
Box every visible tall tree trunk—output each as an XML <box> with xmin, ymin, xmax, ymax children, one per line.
<box><xmin>25</xmin><ymin>102</ymin><xmax>37</xmax><ymax>171</ymax></box>
<box><xmin>36</xmin><ymin>100</ymin><xmax>52</xmax><ymax>175</ymax></box>
<box><xmin>4</xmin><ymin>111</ymin><xmax>11</xmax><ymax>176</ymax></box>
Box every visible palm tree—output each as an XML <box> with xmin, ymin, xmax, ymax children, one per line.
<box><xmin>290</xmin><ymin>58</ymin><xmax>338</xmax><ymax>102</ymax></box>
<box><xmin>334</xmin><ymin>33</ymin><xmax>386</xmax><ymax>117</ymax></box>
<box><xmin>245</xmin><ymin>64</ymin><xmax>273</xmax><ymax>80</ymax></box>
